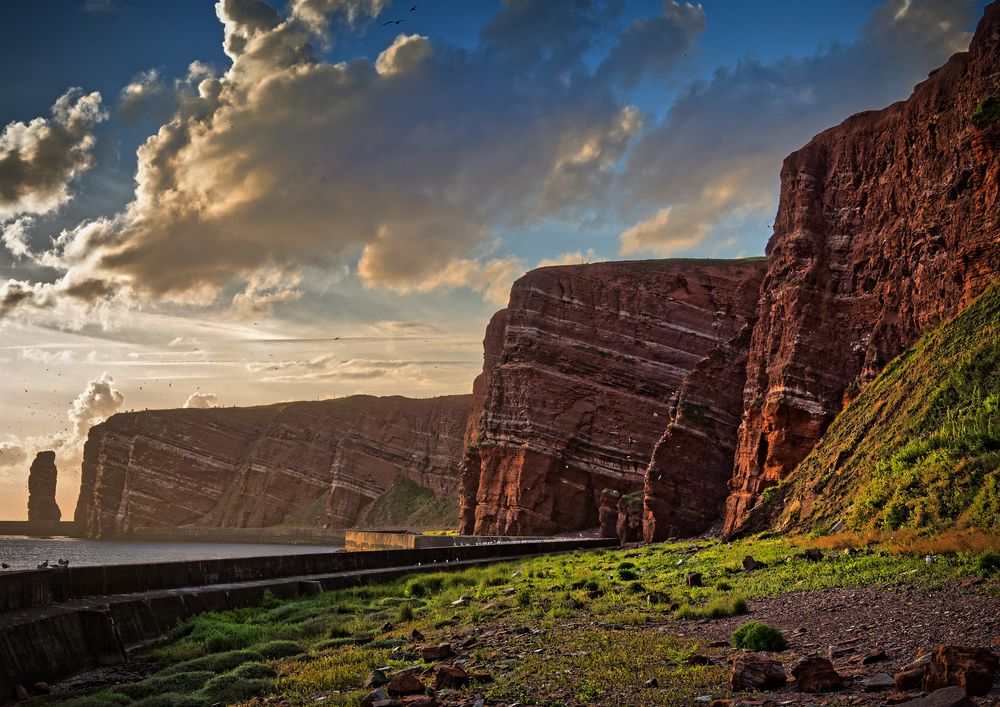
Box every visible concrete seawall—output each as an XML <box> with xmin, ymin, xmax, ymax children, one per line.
<box><xmin>0</xmin><ymin>521</ymin><xmax>82</xmax><ymax>538</ymax></box>
<box><xmin>115</xmin><ymin>526</ymin><xmax>347</xmax><ymax>546</ymax></box>
<box><xmin>0</xmin><ymin>538</ymin><xmax>616</xmax><ymax>700</ymax></box>
<box><xmin>343</xmin><ymin>530</ymin><xmax>550</xmax><ymax>550</ymax></box>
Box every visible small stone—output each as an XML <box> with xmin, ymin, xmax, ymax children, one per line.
<box><xmin>801</xmin><ymin>549</ymin><xmax>824</xmax><ymax>562</ymax></box>
<box><xmin>366</xmin><ymin>669</ymin><xmax>389</xmax><ymax>688</ymax></box>
<box><xmin>433</xmin><ymin>664</ymin><xmax>470</xmax><ymax>690</ymax></box>
<box><xmin>742</xmin><ymin>556</ymin><xmax>764</xmax><ymax>571</ymax></box>
<box><xmin>686</xmin><ymin>654</ymin><xmax>713</xmax><ymax>666</ymax></box>
<box><xmin>420</xmin><ymin>642</ymin><xmax>454</xmax><ymax>661</ymax></box>
<box><xmin>450</xmin><ymin>595</ymin><xmax>469</xmax><ymax>607</ymax></box>
<box><xmin>386</xmin><ymin>673</ymin><xmax>425</xmax><ymax>696</ymax></box>
<box><xmin>644</xmin><ymin>677</ymin><xmax>659</xmax><ymax>688</ymax></box>
<box><xmin>792</xmin><ymin>656</ymin><xmax>844</xmax><ymax>693</ymax></box>
<box><xmin>862</xmin><ymin>673</ymin><xmax>896</xmax><ymax>691</ymax></box>
<box><xmin>695</xmin><ymin>696</ymin><xmax>712</xmax><ymax>703</ymax></box>
<box><xmin>14</xmin><ymin>685</ymin><xmax>29</xmax><ymax>702</ymax></box>
<box><xmin>33</xmin><ymin>682</ymin><xmax>51</xmax><ymax>695</ymax></box>
<box><xmin>470</xmin><ymin>669</ymin><xmax>493</xmax><ymax>683</ymax></box>
<box><xmin>708</xmin><ymin>701</ymin><xmax>732</xmax><ymax>707</ymax></box>
<box><xmin>862</xmin><ymin>649</ymin><xmax>889</xmax><ymax>664</ymax></box>
<box><xmin>410</xmin><ymin>628</ymin><xmax>425</xmax><ymax>642</ymax></box>
<box><xmin>897</xmin><ymin>686</ymin><xmax>974</xmax><ymax>707</ymax></box>
<box><xmin>402</xmin><ymin>697</ymin><xmax>437</xmax><ymax>707</ymax></box>
<box><xmin>380</xmin><ymin>621</ymin><xmax>393</xmax><ymax>632</ymax></box>
<box><xmin>686</xmin><ymin>572</ymin><xmax>703</xmax><ymax>587</ymax></box>
<box><xmin>359</xmin><ymin>687</ymin><xmax>389</xmax><ymax>707</ymax></box>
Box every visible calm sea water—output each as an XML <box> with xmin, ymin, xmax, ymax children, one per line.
<box><xmin>0</xmin><ymin>536</ymin><xmax>340</xmax><ymax>571</ymax></box>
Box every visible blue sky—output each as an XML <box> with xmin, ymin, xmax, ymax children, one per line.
<box><xmin>0</xmin><ymin>0</ymin><xmax>988</xmax><ymax>517</ymax></box>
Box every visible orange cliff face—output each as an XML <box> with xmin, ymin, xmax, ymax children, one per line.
<box><xmin>724</xmin><ymin>2</ymin><xmax>1000</xmax><ymax>534</ymax></box>
<box><xmin>74</xmin><ymin>394</ymin><xmax>471</xmax><ymax>538</ymax></box>
<box><xmin>460</xmin><ymin>259</ymin><xmax>767</xmax><ymax>537</ymax></box>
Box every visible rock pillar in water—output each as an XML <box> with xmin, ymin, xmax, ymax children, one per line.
<box><xmin>28</xmin><ymin>450</ymin><xmax>61</xmax><ymax>521</ymax></box>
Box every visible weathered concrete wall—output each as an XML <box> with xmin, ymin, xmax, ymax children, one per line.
<box><xmin>0</xmin><ymin>538</ymin><xmax>615</xmax><ymax>701</ymax></box>
<box><xmin>0</xmin><ymin>521</ymin><xmax>82</xmax><ymax>538</ymax></box>
<box><xmin>116</xmin><ymin>526</ymin><xmax>347</xmax><ymax>546</ymax></box>
<box><xmin>344</xmin><ymin>530</ymin><xmax>548</xmax><ymax>551</ymax></box>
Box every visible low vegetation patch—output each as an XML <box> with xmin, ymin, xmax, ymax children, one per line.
<box><xmin>30</xmin><ymin>535</ymin><xmax>998</xmax><ymax>706</ymax></box>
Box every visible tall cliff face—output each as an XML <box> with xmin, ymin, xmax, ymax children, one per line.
<box><xmin>74</xmin><ymin>394</ymin><xmax>470</xmax><ymax>538</ymax></box>
<box><xmin>725</xmin><ymin>3</ymin><xmax>1000</xmax><ymax>534</ymax></box>
<box><xmin>27</xmin><ymin>451</ymin><xmax>61</xmax><ymax>522</ymax></box>
<box><xmin>462</xmin><ymin>259</ymin><xmax>767</xmax><ymax>536</ymax></box>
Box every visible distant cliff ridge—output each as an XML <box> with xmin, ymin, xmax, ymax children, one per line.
<box><xmin>74</xmin><ymin>394</ymin><xmax>470</xmax><ymax>538</ymax></box>
<box><xmin>460</xmin><ymin>258</ymin><xmax>766</xmax><ymax>536</ymax></box>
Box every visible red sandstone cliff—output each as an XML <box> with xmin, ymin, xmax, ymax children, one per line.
<box><xmin>74</xmin><ymin>394</ymin><xmax>470</xmax><ymax>538</ymax></box>
<box><xmin>462</xmin><ymin>259</ymin><xmax>766</xmax><ymax>536</ymax></box>
<box><xmin>724</xmin><ymin>3</ymin><xmax>1000</xmax><ymax>534</ymax></box>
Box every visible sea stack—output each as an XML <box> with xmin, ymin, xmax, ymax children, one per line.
<box><xmin>27</xmin><ymin>451</ymin><xmax>61</xmax><ymax>522</ymax></box>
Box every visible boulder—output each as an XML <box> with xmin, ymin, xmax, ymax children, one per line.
<box><xmin>419</xmin><ymin>643</ymin><xmax>453</xmax><ymax>661</ymax></box>
<box><xmin>386</xmin><ymin>673</ymin><xmax>425</xmax><ymax>696</ymax></box>
<box><xmin>862</xmin><ymin>673</ymin><xmax>896</xmax><ymax>692</ymax></box>
<box><xmin>898</xmin><ymin>686</ymin><xmax>975</xmax><ymax>707</ymax></box>
<box><xmin>791</xmin><ymin>656</ymin><xmax>844</xmax><ymax>693</ymax></box>
<box><xmin>433</xmin><ymin>664</ymin><xmax>470</xmax><ymax>690</ymax></box>
<box><xmin>923</xmin><ymin>645</ymin><xmax>999</xmax><ymax>696</ymax></box>
<box><xmin>731</xmin><ymin>654</ymin><xmax>787</xmax><ymax>691</ymax></box>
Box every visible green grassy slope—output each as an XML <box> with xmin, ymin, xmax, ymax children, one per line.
<box><xmin>762</xmin><ymin>282</ymin><xmax>1000</xmax><ymax>534</ymax></box>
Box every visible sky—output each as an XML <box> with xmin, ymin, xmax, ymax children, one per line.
<box><xmin>0</xmin><ymin>0</ymin><xmax>988</xmax><ymax>520</ymax></box>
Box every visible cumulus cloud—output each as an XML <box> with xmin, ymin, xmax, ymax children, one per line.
<box><xmin>536</xmin><ymin>249</ymin><xmax>601</xmax><ymax>268</ymax></box>
<box><xmin>0</xmin><ymin>88</ymin><xmax>108</xmax><ymax>222</ymax></box>
<box><xmin>618</xmin><ymin>0</ymin><xmax>978</xmax><ymax>256</ymax></box>
<box><xmin>1</xmin><ymin>0</ymin><xmax>701</xmax><ymax>320</ymax></box>
<box><xmin>0</xmin><ymin>442</ymin><xmax>27</xmax><ymax>468</ymax></box>
<box><xmin>183</xmin><ymin>391</ymin><xmax>219</xmax><ymax>408</ymax></box>
<box><xmin>118</xmin><ymin>69</ymin><xmax>176</xmax><ymax>123</ymax></box>
<box><xmin>2</xmin><ymin>216</ymin><xmax>34</xmax><ymax>259</ymax></box>
<box><xmin>247</xmin><ymin>354</ymin><xmax>470</xmax><ymax>384</ymax></box>
<box><xmin>68</xmin><ymin>372</ymin><xmax>125</xmax><ymax>439</ymax></box>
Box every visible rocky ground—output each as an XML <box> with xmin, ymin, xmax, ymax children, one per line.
<box><xmin>356</xmin><ymin>582</ymin><xmax>1000</xmax><ymax>707</ymax></box>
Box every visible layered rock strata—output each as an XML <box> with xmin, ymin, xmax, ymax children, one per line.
<box><xmin>462</xmin><ymin>259</ymin><xmax>766</xmax><ymax>536</ymax></box>
<box><xmin>725</xmin><ymin>4</ymin><xmax>1000</xmax><ymax>534</ymax></box>
<box><xmin>74</xmin><ymin>395</ymin><xmax>470</xmax><ymax>538</ymax></box>
<box><xmin>27</xmin><ymin>451</ymin><xmax>61</xmax><ymax>522</ymax></box>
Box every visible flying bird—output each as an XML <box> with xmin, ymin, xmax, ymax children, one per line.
<box><xmin>410</xmin><ymin>3</ymin><xmax>417</xmax><ymax>10</ymax></box>
<box><xmin>382</xmin><ymin>18</ymin><xmax>405</xmax><ymax>25</ymax></box>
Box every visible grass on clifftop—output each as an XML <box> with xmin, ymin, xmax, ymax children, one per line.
<box><xmin>28</xmin><ymin>536</ymin><xmax>1000</xmax><ymax>707</ymax></box>
<box><xmin>762</xmin><ymin>283</ymin><xmax>1000</xmax><ymax>535</ymax></box>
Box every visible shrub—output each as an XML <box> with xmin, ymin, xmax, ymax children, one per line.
<box><xmin>716</xmin><ymin>581</ymin><xmax>733</xmax><ymax>591</ymax></box>
<box><xmin>256</xmin><ymin>640</ymin><xmax>306</xmax><ymax>660</ymax></box>
<box><xmin>731</xmin><ymin>621</ymin><xmax>787</xmax><ymax>651</ymax></box>
<box><xmin>397</xmin><ymin>602</ymin><xmax>415</xmax><ymax>622</ymax></box>
<box><xmin>971</xmin><ymin>96</ymin><xmax>1000</xmax><ymax>128</ymax></box>
<box><xmin>133</xmin><ymin>694</ymin><xmax>207</xmax><ymax>707</ymax></box>
<box><xmin>117</xmin><ymin>672</ymin><xmax>214</xmax><ymax>699</ymax></box>
<box><xmin>516</xmin><ymin>587</ymin><xmax>533</xmax><ymax>607</ymax></box>
<box><xmin>616</xmin><ymin>561</ymin><xmax>636</xmax><ymax>570</ymax></box>
<box><xmin>230</xmin><ymin>662</ymin><xmax>278</xmax><ymax>680</ymax></box>
<box><xmin>161</xmin><ymin>650</ymin><xmax>263</xmax><ymax>675</ymax></box>
<box><xmin>616</xmin><ymin>568</ymin><xmax>639</xmax><ymax>581</ymax></box>
<box><xmin>976</xmin><ymin>550</ymin><xmax>1000</xmax><ymax>576</ymax></box>
<box><xmin>198</xmin><ymin>674</ymin><xmax>272</xmax><ymax>704</ymax></box>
